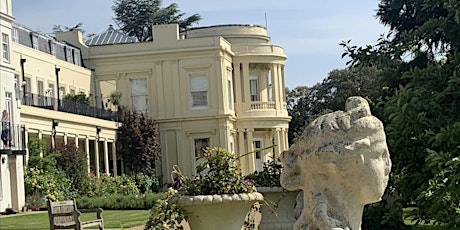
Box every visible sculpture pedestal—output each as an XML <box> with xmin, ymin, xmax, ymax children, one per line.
<box><xmin>257</xmin><ymin>187</ymin><xmax>298</xmax><ymax>230</ymax></box>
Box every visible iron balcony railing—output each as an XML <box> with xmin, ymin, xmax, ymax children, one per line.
<box><xmin>22</xmin><ymin>93</ymin><xmax>120</xmax><ymax>121</ymax></box>
<box><xmin>0</xmin><ymin>124</ymin><xmax>26</xmax><ymax>152</ymax></box>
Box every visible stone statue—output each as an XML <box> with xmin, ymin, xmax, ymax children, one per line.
<box><xmin>280</xmin><ymin>96</ymin><xmax>391</xmax><ymax>230</ymax></box>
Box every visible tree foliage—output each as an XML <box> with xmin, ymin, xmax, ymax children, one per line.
<box><xmin>342</xmin><ymin>0</ymin><xmax>460</xmax><ymax>227</ymax></box>
<box><xmin>52</xmin><ymin>22</ymin><xmax>85</xmax><ymax>34</ymax></box>
<box><xmin>53</xmin><ymin>142</ymin><xmax>90</xmax><ymax>196</ymax></box>
<box><xmin>286</xmin><ymin>67</ymin><xmax>384</xmax><ymax>145</ymax></box>
<box><xmin>117</xmin><ymin>108</ymin><xmax>161</xmax><ymax>175</ymax></box>
<box><xmin>112</xmin><ymin>0</ymin><xmax>201</xmax><ymax>41</ymax></box>
<box><xmin>63</xmin><ymin>92</ymin><xmax>90</xmax><ymax>106</ymax></box>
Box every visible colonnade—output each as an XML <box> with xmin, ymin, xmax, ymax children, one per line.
<box><xmin>235</xmin><ymin>127</ymin><xmax>289</xmax><ymax>174</ymax></box>
<box><xmin>233</xmin><ymin>62</ymin><xmax>286</xmax><ymax>112</ymax></box>
<box><xmin>24</xmin><ymin>128</ymin><xmax>119</xmax><ymax>177</ymax></box>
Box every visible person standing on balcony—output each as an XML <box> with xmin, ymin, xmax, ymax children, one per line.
<box><xmin>1</xmin><ymin>110</ymin><xmax>10</xmax><ymax>148</ymax></box>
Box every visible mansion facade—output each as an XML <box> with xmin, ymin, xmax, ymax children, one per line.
<box><xmin>0</xmin><ymin>0</ymin><xmax>290</xmax><ymax>212</ymax></box>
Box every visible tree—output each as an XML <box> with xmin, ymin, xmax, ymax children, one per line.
<box><xmin>52</xmin><ymin>22</ymin><xmax>85</xmax><ymax>34</ymax></box>
<box><xmin>53</xmin><ymin>142</ymin><xmax>90</xmax><ymax>196</ymax></box>
<box><xmin>112</xmin><ymin>0</ymin><xmax>201</xmax><ymax>41</ymax></box>
<box><xmin>286</xmin><ymin>67</ymin><xmax>384</xmax><ymax>145</ymax></box>
<box><xmin>342</xmin><ymin>0</ymin><xmax>460</xmax><ymax>227</ymax></box>
<box><xmin>117</xmin><ymin>108</ymin><xmax>161</xmax><ymax>175</ymax></box>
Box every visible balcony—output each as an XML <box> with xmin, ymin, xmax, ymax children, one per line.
<box><xmin>250</xmin><ymin>101</ymin><xmax>275</xmax><ymax>110</ymax></box>
<box><xmin>22</xmin><ymin>93</ymin><xmax>120</xmax><ymax>121</ymax></box>
<box><xmin>0</xmin><ymin>124</ymin><xmax>26</xmax><ymax>154</ymax></box>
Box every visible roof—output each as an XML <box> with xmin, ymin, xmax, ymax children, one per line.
<box><xmin>85</xmin><ymin>25</ymin><xmax>135</xmax><ymax>46</ymax></box>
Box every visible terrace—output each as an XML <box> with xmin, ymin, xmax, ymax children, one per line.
<box><xmin>21</xmin><ymin>93</ymin><xmax>120</xmax><ymax>122</ymax></box>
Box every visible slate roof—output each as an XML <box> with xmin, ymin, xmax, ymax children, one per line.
<box><xmin>85</xmin><ymin>25</ymin><xmax>135</xmax><ymax>46</ymax></box>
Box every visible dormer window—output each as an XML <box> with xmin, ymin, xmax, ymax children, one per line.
<box><xmin>65</xmin><ymin>47</ymin><xmax>73</xmax><ymax>63</ymax></box>
<box><xmin>74</xmin><ymin>49</ymin><xmax>81</xmax><ymax>66</ymax></box>
<box><xmin>32</xmin><ymin>34</ymin><xmax>39</xmax><ymax>49</ymax></box>
<box><xmin>12</xmin><ymin>28</ymin><xmax>18</xmax><ymax>42</ymax></box>
<box><xmin>49</xmin><ymin>40</ymin><xmax>56</xmax><ymax>56</ymax></box>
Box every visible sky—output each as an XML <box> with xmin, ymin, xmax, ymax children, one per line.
<box><xmin>12</xmin><ymin>0</ymin><xmax>389</xmax><ymax>89</ymax></box>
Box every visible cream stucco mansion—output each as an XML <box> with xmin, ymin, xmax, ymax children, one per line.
<box><xmin>0</xmin><ymin>0</ymin><xmax>290</xmax><ymax>212</ymax></box>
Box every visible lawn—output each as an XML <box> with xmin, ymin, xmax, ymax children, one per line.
<box><xmin>0</xmin><ymin>209</ymin><xmax>150</xmax><ymax>230</ymax></box>
<box><xmin>1</xmin><ymin>208</ymin><xmax>456</xmax><ymax>230</ymax></box>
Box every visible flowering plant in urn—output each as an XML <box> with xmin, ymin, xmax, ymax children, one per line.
<box><xmin>175</xmin><ymin>147</ymin><xmax>264</xmax><ymax>230</ymax></box>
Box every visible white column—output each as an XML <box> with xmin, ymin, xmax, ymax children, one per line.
<box><xmin>85</xmin><ymin>137</ymin><xmax>90</xmax><ymax>175</ymax></box>
<box><xmin>103</xmin><ymin>139</ymin><xmax>109</xmax><ymax>175</ymax></box>
<box><xmin>38</xmin><ymin>130</ymin><xmax>43</xmax><ymax>157</ymax></box>
<box><xmin>63</xmin><ymin>133</ymin><xmax>68</xmax><ymax>145</ymax></box>
<box><xmin>246</xmin><ymin>128</ymin><xmax>255</xmax><ymax>173</ymax></box>
<box><xmin>261</xmin><ymin>69</ymin><xmax>268</xmax><ymax>101</ymax></box>
<box><xmin>242</xmin><ymin>62</ymin><xmax>250</xmax><ymax>104</ymax></box>
<box><xmin>284</xmin><ymin>129</ymin><xmax>290</xmax><ymax>149</ymax></box>
<box><xmin>112</xmin><ymin>141</ymin><xmax>117</xmax><ymax>176</ymax></box>
<box><xmin>282</xmin><ymin>128</ymin><xmax>289</xmax><ymax>150</ymax></box>
<box><xmin>94</xmin><ymin>138</ymin><xmax>100</xmax><ymax>178</ymax></box>
<box><xmin>237</xmin><ymin>129</ymin><xmax>246</xmax><ymax>172</ymax></box>
<box><xmin>24</xmin><ymin>128</ymin><xmax>29</xmax><ymax>165</ymax></box>
<box><xmin>279</xmin><ymin>128</ymin><xmax>286</xmax><ymax>151</ymax></box>
<box><xmin>75</xmin><ymin>135</ymin><xmax>79</xmax><ymax>149</ymax></box>
<box><xmin>263</xmin><ymin>133</ymin><xmax>271</xmax><ymax>161</ymax></box>
<box><xmin>51</xmin><ymin>132</ymin><xmax>56</xmax><ymax>149</ymax></box>
<box><xmin>274</xmin><ymin>128</ymin><xmax>281</xmax><ymax>158</ymax></box>
<box><xmin>279</xmin><ymin>65</ymin><xmax>286</xmax><ymax>108</ymax></box>
<box><xmin>234</xmin><ymin>62</ymin><xmax>243</xmax><ymax>112</ymax></box>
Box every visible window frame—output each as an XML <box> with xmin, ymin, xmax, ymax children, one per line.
<box><xmin>227</xmin><ymin>70</ymin><xmax>234</xmax><ymax>110</ymax></box>
<box><xmin>129</xmin><ymin>78</ymin><xmax>149</xmax><ymax>113</ymax></box>
<box><xmin>2</xmin><ymin>33</ymin><xmax>10</xmax><ymax>62</ymax></box>
<box><xmin>249</xmin><ymin>76</ymin><xmax>260</xmax><ymax>101</ymax></box>
<box><xmin>194</xmin><ymin>137</ymin><xmax>210</xmax><ymax>158</ymax></box>
<box><xmin>189</xmin><ymin>74</ymin><xmax>208</xmax><ymax>109</ymax></box>
<box><xmin>253</xmin><ymin>139</ymin><xmax>263</xmax><ymax>159</ymax></box>
<box><xmin>49</xmin><ymin>40</ymin><xmax>56</xmax><ymax>56</ymax></box>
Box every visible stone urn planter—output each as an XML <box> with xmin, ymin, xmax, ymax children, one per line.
<box><xmin>178</xmin><ymin>192</ymin><xmax>263</xmax><ymax>230</ymax></box>
<box><xmin>257</xmin><ymin>187</ymin><xmax>299</xmax><ymax>230</ymax></box>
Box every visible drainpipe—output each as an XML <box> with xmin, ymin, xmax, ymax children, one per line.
<box><xmin>55</xmin><ymin>66</ymin><xmax>60</xmax><ymax>109</ymax></box>
<box><xmin>20</xmin><ymin>58</ymin><xmax>26</xmax><ymax>103</ymax></box>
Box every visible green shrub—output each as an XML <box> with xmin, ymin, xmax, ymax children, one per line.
<box><xmin>24</xmin><ymin>166</ymin><xmax>75</xmax><ymax>201</ymax></box>
<box><xmin>87</xmin><ymin>174</ymin><xmax>139</xmax><ymax>197</ymax></box>
<box><xmin>133</xmin><ymin>173</ymin><xmax>162</xmax><ymax>194</ymax></box>
<box><xmin>77</xmin><ymin>193</ymin><xmax>164</xmax><ymax>210</ymax></box>
<box><xmin>145</xmin><ymin>189</ymin><xmax>186</xmax><ymax>230</ymax></box>
<box><xmin>245</xmin><ymin>159</ymin><xmax>282</xmax><ymax>187</ymax></box>
<box><xmin>25</xmin><ymin>138</ymin><xmax>76</xmax><ymax>201</ymax></box>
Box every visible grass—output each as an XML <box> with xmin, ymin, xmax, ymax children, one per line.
<box><xmin>0</xmin><ymin>209</ymin><xmax>150</xmax><ymax>230</ymax></box>
<box><xmin>1</xmin><ymin>206</ymin><xmax>456</xmax><ymax>229</ymax></box>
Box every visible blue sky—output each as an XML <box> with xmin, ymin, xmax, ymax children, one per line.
<box><xmin>12</xmin><ymin>0</ymin><xmax>388</xmax><ymax>89</ymax></box>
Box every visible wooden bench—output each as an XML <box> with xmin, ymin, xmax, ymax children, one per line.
<box><xmin>47</xmin><ymin>199</ymin><xmax>104</xmax><ymax>230</ymax></box>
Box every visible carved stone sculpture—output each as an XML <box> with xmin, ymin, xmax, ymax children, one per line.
<box><xmin>280</xmin><ymin>96</ymin><xmax>391</xmax><ymax>230</ymax></box>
